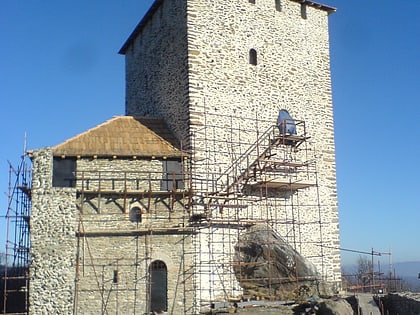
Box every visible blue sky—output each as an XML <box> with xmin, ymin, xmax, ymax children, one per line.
<box><xmin>1</xmin><ymin>1</ymin><xmax>419</xmax><ymax>268</ymax></box>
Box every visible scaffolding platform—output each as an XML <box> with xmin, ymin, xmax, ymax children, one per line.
<box><xmin>247</xmin><ymin>178</ymin><xmax>316</xmax><ymax>190</ymax></box>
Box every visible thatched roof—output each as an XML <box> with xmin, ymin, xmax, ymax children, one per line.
<box><xmin>52</xmin><ymin>116</ymin><xmax>185</xmax><ymax>158</ymax></box>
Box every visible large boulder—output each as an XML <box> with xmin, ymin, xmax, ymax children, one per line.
<box><xmin>233</xmin><ymin>225</ymin><xmax>330</xmax><ymax>300</ymax></box>
<box><xmin>318</xmin><ymin>298</ymin><xmax>354</xmax><ymax>315</ymax></box>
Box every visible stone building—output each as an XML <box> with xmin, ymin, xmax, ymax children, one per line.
<box><xmin>28</xmin><ymin>117</ymin><xmax>193</xmax><ymax>314</ymax></box>
<box><xmin>25</xmin><ymin>0</ymin><xmax>341</xmax><ymax>314</ymax></box>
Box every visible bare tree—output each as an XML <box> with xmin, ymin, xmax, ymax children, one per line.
<box><xmin>341</xmin><ymin>266</ymin><xmax>357</xmax><ymax>288</ymax></box>
<box><xmin>356</xmin><ymin>255</ymin><xmax>373</xmax><ymax>288</ymax></box>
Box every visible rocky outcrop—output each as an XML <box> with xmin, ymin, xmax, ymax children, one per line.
<box><xmin>317</xmin><ymin>298</ymin><xmax>354</xmax><ymax>315</ymax></box>
<box><xmin>233</xmin><ymin>225</ymin><xmax>330</xmax><ymax>300</ymax></box>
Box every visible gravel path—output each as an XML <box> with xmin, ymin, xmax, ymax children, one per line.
<box><xmin>357</xmin><ymin>293</ymin><xmax>381</xmax><ymax>315</ymax></box>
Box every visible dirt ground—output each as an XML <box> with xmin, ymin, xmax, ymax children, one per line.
<box><xmin>206</xmin><ymin>297</ymin><xmax>354</xmax><ymax>314</ymax></box>
<box><xmin>233</xmin><ymin>306</ymin><xmax>295</xmax><ymax>314</ymax></box>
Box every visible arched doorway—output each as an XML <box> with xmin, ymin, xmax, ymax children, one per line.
<box><xmin>149</xmin><ymin>260</ymin><xmax>168</xmax><ymax>312</ymax></box>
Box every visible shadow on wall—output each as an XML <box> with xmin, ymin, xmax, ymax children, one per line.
<box><xmin>0</xmin><ymin>266</ymin><xmax>28</xmax><ymax>313</ymax></box>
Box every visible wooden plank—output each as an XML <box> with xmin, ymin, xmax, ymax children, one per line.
<box><xmin>207</xmin><ymin>203</ymin><xmax>248</xmax><ymax>208</ymax></box>
<box><xmin>78</xmin><ymin>189</ymin><xmax>189</xmax><ymax>196</ymax></box>
<box><xmin>249</xmin><ymin>179</ymin><xmax>316</xmax><ymax>190</ymax></box>
<box><xmin>77</xmin><ymin>227</ymin><xmax>197</xmax><ymax>237</ymax></box>
<box><xmin>257</xmin><ymin>159</ymin><xmax>308</xmax><ymax>167</ymax></box>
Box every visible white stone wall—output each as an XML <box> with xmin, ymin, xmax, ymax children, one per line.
<box><xmin>76</xmin><ymin>158</ymin><xmax>164</xmax><ymax>198</ymax></box>
<box><xmin>75</xmin><ymin>234</ymin><xmax>194</xmax><ymax>314</ymax></box>
<box><xmin>29</xmin><ymin>151</ymin><xmax>195</xmax><ymax>314</ymax></box>
<box><xmin>123</xmin><ymin>0</ymin><xmax>341</xmax><ymax>304</ymax></box>
<box><xmin>73</xmin><ymin>158</ymin><xmax>195</xmax><ymax>314</ymax></box>
<box><xmin>185</xmin><ymin>0</ymin><xmax>341</xmax><ymax>295</ymax></box>
<box><xmin>29</xmin><ymin>148</ymin><xmax>77</xmax><ymax>314</ymax></box>
<box><xmin>75</xmin><ymin>158</ymin><xmax>190</xmax><ymax>230</ymax></box>
<box><xmin>124</xmin><ymin>0</ymin><xmax>191</xmax><ymax>145</ymax></box>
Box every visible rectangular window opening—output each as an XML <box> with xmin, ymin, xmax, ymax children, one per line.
<box><xmin>161</xmin><ymin>160</ymin><xmax>184</xmax><ymax>191</ymax></box>
<box><xmin>113</xmin><ymin>270</ymin><xmax>119</xmax><ymax>284</ymax></box>
<box><xmin>301</xmin><ymin>3</ymin><xmax>307</xmax><ymax>19</ymax></box>
<box><xmin>275</xmin><ymin>0</ymin><xmax>282</xmax><ymax>12</ymax></box>
<box><xmin>53</xmin><ymin>158</ymin><xmax>76</xmax><ymax>187</ymax></box>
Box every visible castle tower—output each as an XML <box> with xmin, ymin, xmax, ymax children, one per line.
<box><xmin>120</xmin><ymin>0</ymin><xmax>341</xmax><ymax>307</ymax></box>
<box><xmin>24</xmin><ymin>0</ymin><xmax>341</xmax><ymax>313</ymax></box>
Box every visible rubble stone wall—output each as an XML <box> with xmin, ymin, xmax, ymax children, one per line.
<box><xmin>123</xmin><ymin>0</ymin><xmax>341</xmax><ymax>304</ymax></box>
<box><xmin>124</xmin><ymin>0</ymin><xmax>190</xmax><ymax>145</ymax></box>
<box><xmin>29</xmin><ymin>150</ymin><xmax>194</xmax><ymax>314</ymax></box>
<box><xmin>29</xmin><ymin>148</ymin><xmax>76</xmax><ymax>314</ymax></box>
<box><xmin>75</xmin><ymin>233</ymin><xmax>194</xmax><ymax>314</ymax></box>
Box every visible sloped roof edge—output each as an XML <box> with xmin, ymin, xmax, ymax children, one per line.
<box><xmin>119</xmin><ymin>0</ymin><xmax>163</xmax><ymax>55</ymax></box>
<box><xmin>52</xmin><ymin>116</ymin><xmax>187</xmax><ymax>158</ymax></box>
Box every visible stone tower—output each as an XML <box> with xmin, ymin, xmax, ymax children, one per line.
<box><xmin>120</xmin><ymin>0</ymin><xmax>341</xmax><ymax>306</ymax></box>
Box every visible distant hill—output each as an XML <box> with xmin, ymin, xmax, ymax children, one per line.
<box><xmin>393</xmin><ymin>261</ymin><xmax>420</xmax><ymax>278</ymax></box>
<box><xmin>394</xmin><ymin>262</ymin><xmax>420</xmax><ymax>291</ymax></box>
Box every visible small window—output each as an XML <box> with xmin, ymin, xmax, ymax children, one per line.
<box><xmin>275</xmin><ymin>0</ymin><xmax>282</xmax><ymax>11</ymax></box>
<box><xmin>129</xmin><ymin>206</ymin><xmax>142</xmax><ymax>222</ymax></box>
<box><xmin>249</xmin><ymin>49</ymin><xmax>257</xmax><ymax>66</ymax></box>
<box><xmin>113</xmin><ymin>270</ymin><xmax>118</xmax><ymax>283</ymax></box>
<box><xmin>249</xmin><ymin>0</ymin><xmax>255</xmax><ymax>4</ymax></box>
<box><xmin>161</xmin><ymin>160</ymin><xmax>184</xmax><ymax>191</ymax></box>
<box><xmin>300</xmin><ymin>3</ymin><xmax>307</xmax><ymax>19</ymax></box>
<box><xmin>53</xmin><ymin>157</ymin><xmax>76</xmax><ymax>187</ymax></box>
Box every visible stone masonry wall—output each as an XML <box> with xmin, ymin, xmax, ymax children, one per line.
<box><xmin>185</xmin><ymin>0</ymin><xmax>340</xmax><ymax>294</ymax></box>
<box><xmin>30</xmin><ymin>151</ymin><xmax>194</xmax><ymax>314</ymax></box>
<box><xmin>29</xmin><ymin>148</ymin><xmax>76</xmax><ymax>314</ymax></box>
<box><xmin>75</xmin><ymin>233</ymin><xmax>194</xmax><ymax>314</ymax></box>
<box><xmin>74</xmin><ymin>157</ymin><xmax>194</xmax><ymax>314</ymax></box>
<box><xmin>124</xmin><ymin>0</ymin><xmax>190</xmax><ymax>145</ymax></box>
<box><xmin>122</xmin><ymin>0</ymin><xmax>341</xmax><ymax>307</ymax></box>
<box><xmin>76</xmin><ymin>158</ymin><xmax>190</xmax><ymax>231</ymax></box>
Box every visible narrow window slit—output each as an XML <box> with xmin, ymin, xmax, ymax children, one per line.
<box><xmin>301</xmin><ymin>3</ymin><xmax>307</xmax><ymax>19</ymax></box>
<box><xmin>249</xmin><ymin>49</ymin><xmax>257</xmax><ymax>66</ymax></box>
<box><xmin>275</xmin><ymin>0</ymin><xmax>282</xmax><ymax>12</ymax></box>
<box><xmin>113</xmin><ymin>270</ymin><xmax>118</xmax><ymax>284</ymax></box>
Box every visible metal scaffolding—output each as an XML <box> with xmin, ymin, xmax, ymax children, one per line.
<box><xmin>2</xmin><ymin>154</ymin><xmax>31</xmax><ymax>314</ymax></box>
<box><xmin>73</xmin><ymin>164</ymin><xmax>195</xmax><ymax>314</ymax></box>
<box><xmin>189</xmin><ymin>112</ymin><xmax>325</xmax><ymax>309</ymax></box>
<box><xmin>2</xmin><ymin>114</ymin><xmax>329</xmax><ymax>314</ymax></box>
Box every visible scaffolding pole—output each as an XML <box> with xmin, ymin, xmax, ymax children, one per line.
<box><xmin>2</xmin><ymin>154</ymin><xmax>31</xmax><ymax>314</ymax></box>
